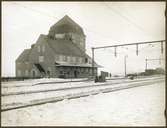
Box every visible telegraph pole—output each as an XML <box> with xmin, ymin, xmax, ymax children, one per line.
<box><xmin>145</xmin><ymin>58</ymin><xmax>148</xmax><ymax>71</ymax></box>
<box><xmin>124</xmin><ymin>55</ymin><xmax>128</xmax><ymax>77</ymax></box>
<box><xmin>92</xmin><ymin>47</ymin><xmax>95</xmax><ymax>78</ymax></box>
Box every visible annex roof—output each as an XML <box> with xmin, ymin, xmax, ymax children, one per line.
<box><xmin>16</xmin><ymin>49</ymin><xmax>31</xmax><ymax>62</ymax></box>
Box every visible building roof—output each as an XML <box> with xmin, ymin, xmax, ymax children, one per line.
<box><xmin>16</xmin><ymin>34</ymin><xmax>100</xmax><ymax>67</ymax></box>
<box><xmin>48</xmin><ymin>15</ymin><xmax>84</xmax><ymax>36</ymax></box>
<box><xmin>55</xmin><ymin>61</ymin><xmax>101</xmax><ymax>68</ymax></box>
<box><xmin>16</xmin><ymin>49</ymin><xmax>31</xmax><ymax>62</ymax></box>
<box><xmin>41</xmin><ymin>34</ymin><xmax>85</xmax><ymax>57</ymax></box>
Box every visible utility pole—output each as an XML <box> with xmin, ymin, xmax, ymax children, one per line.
<box><xmin>145</xmin><ymin>58</ymin><xmax>164</xmax><ymax>71</ymax></box>
<box><xmin>124</xmin><ymin>55</ymin><xmax>128</xmax><ymax>77</ymax></box>
<box><xmin>92</xmin><ymin>47</ymin><xmax>95</xmax><ymax>78</ymax></box>
<box><xmin>145</xmin><ymin>58</ymin><xmax>148</xmax><ymax>71</ymax></box>
<box><xmin>91</xmin><ymin>40</ymin><xmax>165</xmax><ymax>78</ymax></box>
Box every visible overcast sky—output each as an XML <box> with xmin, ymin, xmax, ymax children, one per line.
<box><xmin>2</xmin><ymin>2</ymin><xmax>166</xmax><ymax>77</ymax></box>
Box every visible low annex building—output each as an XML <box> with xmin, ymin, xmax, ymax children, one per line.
<box><xmin>16</xmin><ymin>15</ymin><xmax>99</xmax><ymax>78</ymax></box>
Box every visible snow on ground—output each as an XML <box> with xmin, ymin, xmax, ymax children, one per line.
<box><xmin>1</xmin><ymin>81</ymin><xmax>165</xmax><ymax>126</ymax></box>
<box><xmin>1</xmin><ymin>75</ymin><xmax>162</xmax><ymax>88</ymax></box>
<box><xmin>1</xmin><ymin>78</ymin><xmax>88</xmax><ymax>88</ymax></box>
<box><xmin>2</xmin><ymin>76</ymin><xmax>163</xmax><ymax>95</ymax></box>
<box><xmin>1</xmin><ymin>77</ymin><xmax>163</xmax><ymax>106</ymax></box>
<box><xmin>1</xmin><ymin>79</ymin><xmax>131</xmax><ymax>95</ymax></box>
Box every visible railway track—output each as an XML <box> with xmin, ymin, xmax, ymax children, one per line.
<box><xmin>2</xmin><ymin>78</ymin><xmax>90</xmax><ymax>88</ymax></box>
<box><xmin>2</xmin><ymin>76</ymin><xmax>164</xmax><ymax>97</ymax></box>
<box><xmin>1</xmin><ymin>77</ymin><xmax>164</xmax><ymax>112</ymax></box>
<box><xmin>2</xmin><ymin>75</ymin><xmax>159</xmax><ymax>89</ymax></box>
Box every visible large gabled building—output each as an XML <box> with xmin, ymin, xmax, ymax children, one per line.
<box><xmin>16</xmin><ymin>15</ymin><xmax>99</xmax><ymax>78</ymax></box>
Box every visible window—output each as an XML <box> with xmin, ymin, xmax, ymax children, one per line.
<box><xmin>72</xmin><ymin>57</ymin><xmax>76</xmax><ymax>62</ymax></box>
<box><xmin>59</xmin><ymin>55</ymin><xmax>63</xmax><ymax>62</ymax></box>
<box><xmin>80</xmin><ymin>68</ymin><xmax>83</xmax><ymax>73</ymax></box>
<box><xmin>79</xmin><ymin>57</ymin><xmax>82</xmax><ymax>63</ymax></box>
<box><xmin>76</xmin><ymin>57</ymin><xmax>79</xmax><ymax>63</ymax></box>
<box><xmin>87</xmin><ymin>68</ymin><xmax>90</xmax><ymax>73</ymax></box>
<box><xmin>85</xmin><ymin>58</ymin><xmax>88</xmax><ymax>63</ymax></box>
<box><xmin>17</xmin><ymin>70</ymin><xmax>21</xmax><ymax>76</ymax></box>
<box><xmin>55</xmin><ymin>55</ymin><xmax>59</xmax><ymax>61</ymax></box>
<box><xmin>25</xmin><ymin>70</ymin><xmax>29</xmax><ymax>76</ymax></box>
<box><xmin>85</xmin><ymin>68</ymin><xmax>88</xmax><ymax>73</ymax></box>
<box><xmin>42</xmin><ymin>45</ymin><xmax>45</xmax><ymax>52</ymax></box>
<box><xmin>32</xmin><ymin>70</ymin><xmax>36</xmax><ymax>77</ymax></box>
<box><xmin>67</xmin><ymin>56</ymin><xmax>71</xmax><ymax>62</ymax></box>
<box><xmin>70</xmin><ymin>56</ymin><xmax>73</xmax><ymax>62</ymax></box>
<box><xmin>80</xmin><ymin>42</ymin><xmax>83</xmax><ymax>46</ymax></box>
<box><xmin>38</xmin><ymin>46</ymin><xmax>40</xmax><ymax>52</ymax></box>
<box><xmin>89</xmin><ymin>59</ymin><xmax>92</xmax><ymax>64</ymax></box>
<box><xmin>62</xmin><ymin>55</ymin><xmax>66</xmax><ymax>61</ymax></box>
<box><xmin>89</xmin><ymin>68</ymin><xmax>92</xmax><ymax>73</ymax></box>
<box><xmin>39</xmin><ymin>56</ymin><xmax>44</xmax><ymax>62</ymax></box>
<box><xmin>47</xmin><ymin>67</ymin><xmax>51</xmax><ymax>76</ymax></box>
<box><xmin>60</xmin><ymin>71</ymin><xmax>63</xmax><ymax>74</ymax></box>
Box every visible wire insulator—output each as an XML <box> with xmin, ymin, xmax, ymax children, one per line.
<box><xmin>114</xmin><ymin>47</ymin><xmax>117</xmax><ymax>57</ymax></box>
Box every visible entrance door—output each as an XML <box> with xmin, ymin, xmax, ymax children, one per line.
<box><xmin>47</xmin><ymin>71</ymin><xmax>50</xmax><ymax>78</ymax></box>
<box><xmin>32</xmin><ymin>71</ymin><xmax>36</xmax><ymax>77</ymax></box>
<box><xmin>74</xmin><ymin>70</ymin><xmax>77</xmax><ymax>78</ymax></box>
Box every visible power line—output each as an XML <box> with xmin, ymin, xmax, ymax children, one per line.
<box><xmin>91</xmin><ymin>40</ymin><xmax>165</xmax><ymax>76</ymax></box>
<box><xmin>12</xmin><ymin>2</ymin><xmax>121</xmax><ymax>44</ymax></box>
<box><xmin>12</xmin><ymin>2</ymin><xmax>60</xmax><ymax>20</ymax></box>
<box><xmin>92</xmin><ymin>40</ymin><xmax>165</xmax><ymax>49</ymax></box>
<box><xmin>11</xmin><ymin>3</ymin><xmax>165</xmax><ymax>57</ymax></box>
<box><xmin>84</xmin><ymin>28</ymin><xmax>121</xmax><ymax>43</ymax></box>
<box><xmin>103</xmin><ymin>3</ymin><xmax>158</xmax><ymax>39</ymax></box>
<box><xmin>120</xmin><ymin>43</ymin><xmax>163</xmax><ymax>54</ymax></box>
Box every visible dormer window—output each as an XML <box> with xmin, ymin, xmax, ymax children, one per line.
<box><xmin>55</xmin><ymin>34</ymin><xmax>65</xmax><ymax>39</ymax></box>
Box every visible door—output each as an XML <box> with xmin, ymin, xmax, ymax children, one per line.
<box><xmin>32</xmin><ymin>70</ymin><xmax>36</xmax><ymax>77</ymax></box>
<box><xmin>47</xmin><ymin>70</ymin><xmax>50</xmax><ymax>78</ymax></box>
<box><xmin>74</xmin><ymin>70</ymin><xmax>77</xmax><ymax>78</ymax></box>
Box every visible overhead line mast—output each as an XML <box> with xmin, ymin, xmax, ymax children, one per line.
<box><xmin>91</xmin><ymin>40</ymin><xmax>165</xmax><ymax>77</ymax></box>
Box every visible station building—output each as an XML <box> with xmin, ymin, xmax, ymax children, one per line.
<box><xmin>16</xmin><ymin>15</ymin><xmax>100</xmax><ymax>78</ymax></box>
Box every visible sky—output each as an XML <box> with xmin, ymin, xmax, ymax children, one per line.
<box><xmin>2</xmin><ymin>2</ymin><xmax>166</xmax><ymax>77</ymax></box>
